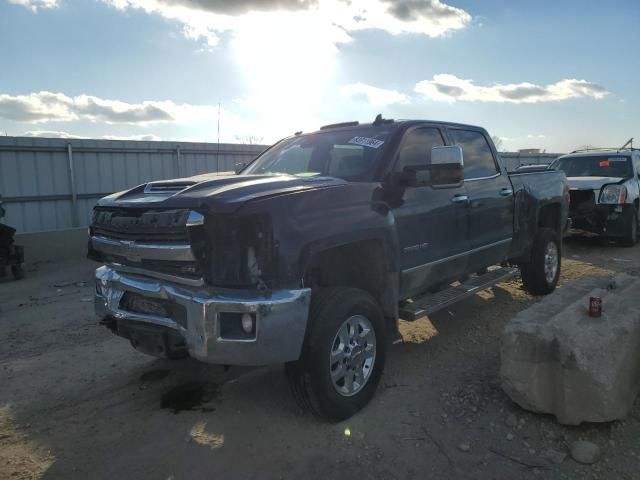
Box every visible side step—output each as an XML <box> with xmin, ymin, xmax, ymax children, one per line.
<box><xmin>399</xmin><ymin>267</ymin><xmax>519</xmax><ymax>321</ymax></box>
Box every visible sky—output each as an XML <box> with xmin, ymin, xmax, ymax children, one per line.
<box><xmin>0</xmin><ymin>0</ymin><xmax>638</xmax><ymax>152</ymax></box>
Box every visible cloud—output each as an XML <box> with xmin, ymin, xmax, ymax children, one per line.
<box><xmin>74</xmin><ymin>95</ymin><xmax>174</xmax><ymax>123</ymax></box>
<box><xmin>102</xmin><ymin>0</ymin><xmax>471</xmax><ymax>47</ymax></box>
<box><xmin>527</xmin><ymin>134</ymin><xmax>546</xmax><ymax>139</ymax></box>
<box><xmin>158</xmin><ymin>0</ymin><xmax>318</xmax><ymax>15</ymax></box>
<box><xmin>415</xmin><ymin>74</ymin><xmax>609</xmax><ymax>103</ymax></box>
<box><xmin>19</xmin><ymin>130</ymin><xmax>164</xmax><ymax>141</ymax></box>
<box><xmin>7</xmin><ymin>0</ymin><xmax>58</xmax><ymax>11</ymax></box>
<box><xmin>379</xmin><ymin>0</ymin><xmax>471</xmax><ymax>32</ymax></box>
<box><xmin>102</xmin><ymin>134</ymin><xmax>162</xmax><ymax>141</ymax></box>
<box><xmin>21</xmin><ymin>130</ymin><xmax>85</xmax><ymax>139</ymax></box>
<box><xmin>341</xmin><ymin>83</ymin><xmax>409</xmax><ymax>107</ymax></box>
<box><xmin>0</xmin><ymin>92</ymin><xmax>75</xmax><ymax>122</ymax></box>
<box><xmin>0</xmin><ymin>91</ymin><xmax>182</xmax><ymax>124</ymax></box>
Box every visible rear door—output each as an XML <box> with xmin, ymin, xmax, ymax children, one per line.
<box><xmin>448</xmin><ymin>128</ymin><xmax>513</xmax><ymax>271</ymax></box>
<box><xmin>392</xmin><ymin>126</ymin><xmax>470</xmax><ymax>298</ymax></box>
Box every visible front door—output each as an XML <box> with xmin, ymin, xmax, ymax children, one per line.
<box><xmin>390</xmin><ymin>126</ymin><xmax>470</xmax><ymax>298</ymax></box>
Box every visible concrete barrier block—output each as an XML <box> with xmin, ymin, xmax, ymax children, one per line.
<box><xmin>500</xmin><ymin>273</ymin><xmax>640</xmax><ymax>425</ymax></box>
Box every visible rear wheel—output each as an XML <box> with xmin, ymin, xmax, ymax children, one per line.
<box><xmin>520</xmin><ymin>228</ymin><xmax>561</xmax><ymax>295</ymax></box>
<box><xmin>286</xmin><ymin>287</ymin><xmax>387</xmax><ymax>421</ymax></box>
<box><xmin>620</xmin><ymin>206</ymin><xmax>638</xmax><ymax>247</ymax></box>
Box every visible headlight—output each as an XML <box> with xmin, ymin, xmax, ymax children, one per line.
<box><xmin>599</xmin><ymin>185</ymin><xmax>627</xmax><ymax>204</ymax></box>
<box><xmin>195</xmin><ymin>214</ymin><xmax>274</xmax><ymax>288</ymax></box>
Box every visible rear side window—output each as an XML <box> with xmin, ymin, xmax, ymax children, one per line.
<box><xmin>397</xmin><ymin>127</ymin><xmax>445</xmax><ymax>170</ymax></box>
<box><xmin>449</xmin><ymin>129</ymin><xmax>498</xmax><ymax>179</ymax></box>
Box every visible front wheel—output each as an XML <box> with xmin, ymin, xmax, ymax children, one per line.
<box><xmin>286</xmin><ymin>287</ymin><xmax>387</xmax><ymax>421</ymax></box>
<box><xmin>520</xmin><ymin>228</ymin><xmax>561</xmax><ymax>295</ymax></box>
<box><xmin>620</xmin><ymin>206</ymin><xmax>638</xmax><ymax>247</ymax></box>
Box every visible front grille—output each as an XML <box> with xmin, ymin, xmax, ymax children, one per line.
<box><xmin>92</xmin><ymin>208</ymin><xmax>190</xmax><ymax>244</ymax></box>
<box><xmin>101</xmin><ymin>253</ymin><xmax>202</xmax><ymax>280</ymax></box>
<box><xmin>90</xmin><ymin>207</ymin><xmax>202</xmax><ymax>283</ymax></box>
<box><xmin>569</xmin><ymin>190</ymin><xmax>595</xmax><ymax>217</ymax></box>
<box><xmin>93</xmin><ymin>227</ymin><xmax>188</xmax><ymax>243</ymax></box>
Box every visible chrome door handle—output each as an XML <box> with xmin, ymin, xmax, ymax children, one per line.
<box><xmin>451</xmin><ymin>194</ymin><xmax>469</xmax><ymax>204</ymax></box>
<box><xmin>500</xmin><ymin>188</ymin><xmax>513</xmax><ymax>197</ymax></box>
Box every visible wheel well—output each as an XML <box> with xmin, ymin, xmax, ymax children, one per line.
<box><xmin>304</xmin><ymin>239</ymin><xmax>400</xmax><ymax>323</ymax></box>
<box><xmin>305</xmin><ymin>240</ymin><xmax>387</xmax><ymax>297</ymax></box>
<box><xmin>538</xmin><ymin>204</ymin><xmax>561</xmax><ymax>232</ymax></box>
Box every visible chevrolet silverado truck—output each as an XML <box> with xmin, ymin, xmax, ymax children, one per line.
<box><xmin>550</xmin><ymin>148</ymin><xmax>640</xmax><ymax>246</ymax></box>
<box><xmin>89</xmin><ymin>117</ymin><xmax>569</xmax><ymax>420</ymax></box>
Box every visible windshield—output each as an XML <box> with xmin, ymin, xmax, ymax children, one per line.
<box><xmin>553</xmin><ymin>155</ymin><xmax>632</xmax><ymax>178</ymax></box>
<box><xmin>243</xmin><ymin>127</ymin><xmax>393</xmax><ymax>180</ymax></box>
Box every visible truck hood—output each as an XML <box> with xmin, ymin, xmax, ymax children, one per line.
<box><xmin>566</xmin><ymin>176</ymin><xmax>625</xmax><ymax>191</ymax></box>
<box><xmin>96</xmin><ymin>173</ymin><xmax>349</xmax><ymax>213</ymax></box>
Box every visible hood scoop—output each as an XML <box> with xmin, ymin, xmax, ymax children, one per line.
<box><xmin>144</xmin><ymin>181</ymin><xmax>195</xmax><ymax>195</ymax></box>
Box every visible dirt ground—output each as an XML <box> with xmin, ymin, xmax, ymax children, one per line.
<box><xmin>1</xmin><ymin>236</ymin><xmax>639</xmax><ymax>480</ymax></box>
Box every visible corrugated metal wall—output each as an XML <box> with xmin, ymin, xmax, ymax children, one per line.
<box><xmin>0</xmin><ymin>135</ymin><xmax>563</xmax><ymax>234</ymax></box>
<box><xmin>0</xmin><ymin>136</ymin><xmax>266</xmax><ymax>233</ymax></box>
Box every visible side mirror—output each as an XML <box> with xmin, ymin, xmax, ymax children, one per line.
<box><xmin>403</xmin><ymin>167</ymin><xmax>431</xmax><ymax>187</ymax></box>
<box><xmin>235</xmin><ymin>162</ymin><xmax>248</xmax><ymax>174</ymax></box>
<box><xmin>431</xmin><ymin>145</ymin><xmax>464</xmax><ymax>188</ymax></box>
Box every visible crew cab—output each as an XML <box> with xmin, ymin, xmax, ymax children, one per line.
<box><xmin>89</xmin><ymin>117</ymin><xmax>569</xmax><ymax>420</ymax></box>
<box><xmin>551</xmin><ymin>148</ymin><xmax>640</xmax><ymax>246</ymax></box>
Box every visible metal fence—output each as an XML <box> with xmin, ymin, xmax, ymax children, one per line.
<box><xmin>0</xmin><ymin>136</ymin><xmax>266</xmax><ymax>233</ymax></box>
<box><xmin>0</xmin><ymin>135</ymin><xmax>563</xmax><ymax>234</ymax></box>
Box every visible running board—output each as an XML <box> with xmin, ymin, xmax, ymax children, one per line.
<box><xmin>399</xmin><ymin>267</ymin><xmax>519</xmax><ymax>321</ymax></box>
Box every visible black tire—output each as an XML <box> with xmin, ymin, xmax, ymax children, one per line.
<box><xmin>520</xmin><ymin>228</ymin><xmax>561</xmax><ymax>295</ymax></box>
<box><xmin>620</xmin><ymin>206</ymin><xmax>638</xmax><ymax>247</ymax></box>
<box><xmin>285</xmin><ymin>287</ymin><xmax>387</xmax><ymax>421</ymax></box>
<box><xmin>11</xmin><ymin>264</ymin><xmax>24</xmax><ymax>280</ymax></box>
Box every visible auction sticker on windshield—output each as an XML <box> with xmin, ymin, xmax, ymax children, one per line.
<box><xmin>348</xmin><ymin>137</ymin><xmax>385</xmax><ymax>149</ymax></box>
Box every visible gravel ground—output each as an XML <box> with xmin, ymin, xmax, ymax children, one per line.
<box><xmin>1</xmin><ymin>235</ymin><xmax>639</xmax><ymax>480</ymax></box>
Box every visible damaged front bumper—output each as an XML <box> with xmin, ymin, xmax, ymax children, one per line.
<box><xmin>570</xmin><ymin>204</ymin><xmax>634</xmax><ymax>237</ymax></box>
<box><xmin>95</xmin><ymin>265</ymin><xmax>311</xmax><ymax>366</ymax></box>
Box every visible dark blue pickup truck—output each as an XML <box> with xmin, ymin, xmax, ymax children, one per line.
<box><xmin>89</xmin><ymin>117</ymin><xmax>569</xmax><ymax>420</ymax></box>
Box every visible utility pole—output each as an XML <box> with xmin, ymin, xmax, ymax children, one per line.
<box><xmin>217</xmin><ymin>102</ymin><xmax>221</xmax><ymax>173</ymax></box>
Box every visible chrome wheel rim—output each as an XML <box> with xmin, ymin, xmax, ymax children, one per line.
<box><xmin>329</xmin><ymin>315</ymin><xmax>376</xmax><ymax>397</ymax></box>
<box><xmin>544</xmin><ymin>241</ymin><xmax>559</xmax><ymax>285</ymax></box>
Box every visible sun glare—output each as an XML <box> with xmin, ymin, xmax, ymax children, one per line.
<box><xmin>231</xmin><ymin>10</ymin><xmax>347</xmax><ymax>134</ymax></box>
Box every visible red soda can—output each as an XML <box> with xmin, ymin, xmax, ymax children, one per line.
<box><xmin>589</xmin><ymin>296</ymin><xmax>602</xmax><ymax>317</ymax></box>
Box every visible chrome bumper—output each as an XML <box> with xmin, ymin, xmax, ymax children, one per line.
<box><xmin>95</xmin><ymin>265</ymin><xmax>311</xmax><ymax>366</ymax></box>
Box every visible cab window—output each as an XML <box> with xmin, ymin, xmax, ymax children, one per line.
<box><xmin>449</xmin><ymin>129</ymin><xmax>499</xmax><ymax>179</ymax></box>
<box><xmin>397</xmin><ymin>127</ymin><xmax>445</xmax><ymax>171</ymax></box>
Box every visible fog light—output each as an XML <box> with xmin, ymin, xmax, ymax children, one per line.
<box><xmin>219</xmin><ymin>312</ymin><xmax>256</xmax><ymax>340</ymax></box>
<box><xmin>241</xmin><ymin>313</ymin><xmax>254</xmax><ymax>333</ymax></box>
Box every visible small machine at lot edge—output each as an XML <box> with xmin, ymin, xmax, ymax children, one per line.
<box><xmin>0</xmin><ymin>196</ymin><xmax>25</xmax><ymax>280</ymax></box>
